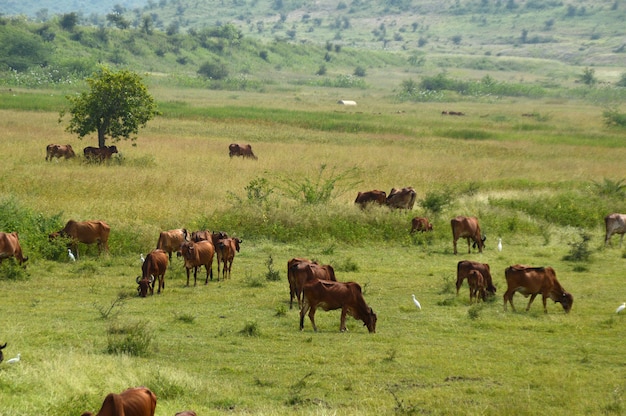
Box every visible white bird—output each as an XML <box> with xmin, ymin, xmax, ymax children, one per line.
<box><xmin>140</xmin><ymin>253</ymin><xmax>145</xmax><ymax>263</ymax></box>
<box><xmin>412</xmin><ymin>294</ymin><xmax>421</xmax><ymax>310</ymax></box>
<box><xmin>616</xmin><ymin>302</ymin><xmax>625</xmax><ymax>314</ymax></box>
<box><xmin>68</xmin><ymin>249</ymin><xmax>76</xmax><ymax>262</ymax></box>
<box><xmin>6</xmin><ymin>353</ymin><xmax>20</xmax><ymax>364</ymax></box>
<box><xmin>497</xmin><ymin>238</ymin><xmax>502</xmax><ymax>252</ymax></box>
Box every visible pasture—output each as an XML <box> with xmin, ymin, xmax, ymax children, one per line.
<box><xmin>1</xmin><ymin>86</ymin><xmax>626</xmax><ymax>415</ymax></box>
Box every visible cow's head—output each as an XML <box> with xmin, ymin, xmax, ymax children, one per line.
<box><xmin>136</xmin><ymin>275</ymin><xmax>154</xmax><ymax>297</ymax></box>
<box><xmin>108</xmin><ymin>145</ymin><xmax>119</xmax><ymax>154</ymax></box>
<box><xmin>364</xmin><ymin>307</ymin><xmax>377</xmax><ymax>333</ymax></box>
<box><xmin>180</xmin><ymin>241</ymin><xmax>194</xmax><ymax>259</ymax></box>
<box><xmin>234</xmin><ymin>237</ymin><xmax>242</xmax><ymax>252</ymax></box>
<box><xmin>0</xmin><ymin>342</ymin><xmax>6</xmax><ymax>363</ymax></box>
<box><xmin>472</xmin><ymin>234</ymin><xmax>487</xmax><ymax>250</ymax></box>
<box><xmin>558</xmin><ymin>292</ymin><xmax>574</xmax><ymax>313</ymax></box>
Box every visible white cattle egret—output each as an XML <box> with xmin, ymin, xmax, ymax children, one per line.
<box><xmin>140</xmin><ymin>253</ymin><xmax>145</xmax><ymax>263</ymax></box>
<box><xmin>497</xmin><ymin>238</ymin><xmax>502</xmax><ymax>252</ymax></box>
<box><xmin>68</xmin><ymin>249</ymin><xmax>76</xmax><ymax>262</ymax></box>
<box><xmin>412</xmin><ymin>294</ymin><xmax>421</xmax><ymax>310</ymax></box>
<box><xmin>616</xmin><ymin>302</ymin><xmax>626</xmax><ymax>314</ymax></box>
<box><xmin>6</xmin><ymin>353</ymin><xmax>20</xmax><ymax>364</ymax></box>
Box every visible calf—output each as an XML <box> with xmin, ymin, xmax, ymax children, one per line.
<box><xmin>136</xmin><ymin>249</ymin><xmax>168</xmax><ymax>296</ymax></box>
<box><xmin>467</xmin><ymin>269</ymin><xmax>487</xmax><ymax>303</ymax></box>
<box><xmin>83</xmin><ymin>145</ymin><xmax>119</xmax><ymax>162</ymax></box>
<box><xmin>216</xmin><ymin>237</ymin><xmax>241</xmax><ymax>280</ymax></box>
<box><xmin>354</xmin><ymin>190</ymin><xmax>387</xmax><ymax>209</ymax></box>
<box><xmin>410</xmin><ymin>217</ymin><xmax>433</xmax><ymax>233</ymax></box>
<box><xmin>180</xmin><ymin>240</ymin><xmax>214</xmax><ymax>286</ymax></box>
<box><xmin>456</xmin><ymin>260</ymin><xmax>496</xmax><ymax>297</ymax></box>
<box><xmin>229</xmin><ymin>143</ymin><xmax>257</xmax><ymax>159</ymax></box>
<box><xmin>81</xmin><ymin>386</ymin><xmax>157</xmax><ymax>416</ymax></box>
<box><xmin>300</xmin><ymin>279</ymin><xmax>377</xmax><ymax>333</ymax></box>
<box><xmin>503</xmin><ymin>265</ymin><xmax>573</xmax><ymax>313</ymax></box>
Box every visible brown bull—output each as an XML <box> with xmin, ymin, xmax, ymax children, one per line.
<box><xmin>49</xmin><ymin>220</ymin><xmax>110</xmax><ymax>259</ymax></box>
<box><xmin>287</xmin><ymin>258</ymin><xmax>337</xmax><ymax>309</ymax></box>
<box><xmin>0</xmin><ymin>231</ymin><xmax>28</xmax><ymax>265</ymax></box>
<box><xmin>136</xmin><ymin>249</ymin><xmax>168</xmax><ymax>296</ymax></box>
<box><xmin>503</xmin><ymin>265</ymin><xmax>573</xmax><ymax>314</ymax></box>
<box><xmin>229</xmin><ymin>143</ymin><xmax>257</xmax><ymax>159</ymax></box>
<box><xmin>46</xmin><ymin>144</ymin><xmax>75</xmax><ymax>161</ymax></box>
<box><xmin>180</xmin><ymin>240</ymin><xmax>215</xmax><ymax>286</ymax></box>
<box><xmin>300</xmin><ymin>279</ymin><xmax>377</xmax><ymax>333</ymax></box>
<box><xmin>81</xmin><ymin>386</ymin><xmax>157</xmax><ymax>416</ymax></box>
<box><xmin>451</xmin><ymin>216</ymin><xmax>485</xmax><ymax>254</ymax></box>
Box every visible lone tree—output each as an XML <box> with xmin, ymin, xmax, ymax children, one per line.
<box><xmin>60</xmin><ymin>67</ymin><xmax>159</xmax><ymax>148</ymax></box>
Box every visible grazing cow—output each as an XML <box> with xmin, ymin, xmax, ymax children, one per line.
<box><xmin>83</xmin><ymin>145</ymin><xmax>119</xmax><ymax>162</ymax></box>
<box><xmin>0</xmin><ymin>342</ymin><xmax>6</xmax><ymax>363</ymax></box>
<box><xmin>156</xmin><ymin>228</ymin><xmax>189</xmax><ymax>261</ymax></box>
<box><xmin>410</xmin><ymin>217</ymin><xmax>433</xmax><ymax>234</ymax></box>
<box><xmin>604</xmin><ymin>213</ymin><xmax>626</xmax><ymax>247</ymax></box>
<box><xmin>215</xmin><ymin>237</ymin><xmax>242</xmax><ymax>280</ymax></box>
<box><xmin>354</xmin><ymin>190</ymin><xmax>387</xmax><ymax>209</ymax></box>
<box><xmin>81</xmin><ymin>386</ymin><xmax>157</xmax><ymax>416</ymax></box>
<box><xmin>288</xmin><ymin>259</ymin><xmax>337</xmax><ymax>309</ymax></box>
<box><xmin>136</xmin><ymin>249</ymin><xmax>168</xmax><ymax>296</ymax></box>
<box><xmin>386</xmin><ymin>187</ymin><xmax>416</xmax><ymax>210</ymax></box>
<box><xmin>49</xmin><ymin>220</ymin><xmax>110</xmax><ymax>259</ymax></box>
<box><xmin>467</xmin><ymin>269</ymin><xmax>487</xmax><ymax>303</ymax></box>
<box><xmin>503</xmin><ymin>265</ymin><xmax>573</xmax><ymax>314</ymax></box>
<box><xmin>46</xmin><ymin>144</ymin><xmax>75</xmax><ymax>161</ymax></box>
<box><xmin>451</xmin><ymin>216</ymin><xmax>485</xmax><ymax>255</ymax></box>
<box><xmin>456</xmin><ymin>260</ymin><xmax>496</xmax><ymax>297</ymax></box>
<box><xmin>180</xmin><ymin>240</ymin><xmax>215</xmax><ymax>286</ymax></box>
<box><xmin>228</xmin><ymin>143</ymin><xmax>257</xmax><ymax>159</ymax></box>
<box><xmin>0</xmin><ymin>231</ymin><xmax>28</xmax><ymax>265</ymax></box>
<box><xmin>300</xmin><ymin>280</ymin><xmax>377</xmax><ymax>333</ymax></box>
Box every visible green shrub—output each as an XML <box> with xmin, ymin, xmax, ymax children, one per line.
<box><xmin>265</xmin><ymin>255</ymin><xmax>281</xmax><ymax>281</ymax></box>
<box><xmin>106</xmin><ymin>320</ymin><xmax>153</xmax><ymax>356</ymax></box>
<box><xmin>603</xmin><ymin>107</ymin><xmax>626</xmax><ymax>128</ymax></box>
<box><xmin>240</xmin><ymin>321</ymin><xmax>260</xmax><ymax>337</ymax></box>
<box><xmin>563</xmin><ymin>231</ymin><xmax>592</xmax><ymax>262</ymax></box>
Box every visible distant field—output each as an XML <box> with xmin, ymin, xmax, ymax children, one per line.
<box><xmin>1</xmin><ymin>87</ymin><xmax>626</xmax><ymax>415</ymax></box>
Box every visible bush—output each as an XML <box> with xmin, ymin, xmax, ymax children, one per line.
<box><xmin>603</xmin><ymin>107</ymin><xmax>626</xmax><ymax>128</ymax></box>
<box><xmin>198</xmin><ymin>61</ymin><xmax>228</xmax><ymax>80</ymax></box>
<box><xmin>563</xmin><ymin>232</ymin><xmax>592</xmax><ymax>262</ymax></box>
<box><xmin>106</xmin><ymin>320</ymin><xmax>153</xmax><ymax>356</ymax></box>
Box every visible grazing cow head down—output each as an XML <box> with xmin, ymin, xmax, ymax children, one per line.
<box><xmin>558</xmin><ymin>292</ymin><xmax>574</xmax><ymax>313</ymax></box>
<box><xmin>136</xmin><ymin>275</ymin><xmax>154</xmax><ymax>297</ymax></box>
<box><xmin>364</xmin><ymin>307</ymin><xmax>378</xmax><ymax>333</ymax></box>
<box><xmin>0</xmin><ymin>342</ymin><xmax>6</xmax><ymax>363</ymax></box>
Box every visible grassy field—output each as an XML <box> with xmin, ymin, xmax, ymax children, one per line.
<box><xmin>1</xmin><ymin>86</ymin><xmax>626</xmax><ymax>415</ymax></box>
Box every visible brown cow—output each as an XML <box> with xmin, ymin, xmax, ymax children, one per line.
<box><xmin>451</xmin><ymin>216</ymin><xmax>485</xmax><ymax>254</ymax></box>
<box><xmin>300</xmin><ymin>279</ymin><xmax>377</xmax><ymax>333</ymax></box>
<box><xmin>81</xmin><ymin>386</ymin><xmax>157</xmax><ymax>416</ymax></box>
<box><xmin>503</xmin><ymin>265</ymin><xmax>573</xmax><ymax>314</ymax></box>
<box><xmin>84</xmin><ymin>145</ymin><xmax>119</xmax><ymax>162</ymax></box>
<box><xmin>467</xmin><ymin>269</ymin><xmax>487</xmax><ymax>304</ymax></box>
<box><xmin>49</xmin><ymin>220</ymin><xmax>110</xmax><ymax>259</ymax></box>
<box><xmin>136</xmin><ymin>249</ymin><xmax>168</xmax><ymax>296</ymax></box>
<box><xmin>288</xmin><ymin>259</ymin><xmax>337</xmax><ymax>309</ymax></box>
<box><xmin>386</xmin><ymin>187</ymin><xmax>416</xmax><ymax>209</ymax></box>
<box><xmin>46</xmin><ymin>144</ymin><xmax>76</xmax><ymax>161</ymax></box>
<box><xmin>354</xmin><ymin>190</ymin><xmax>387</xmax><ymax>209</ymax></box>
<box><xmin>180</xmin><ymin>240</ymin><xmax>215</xmax><ymax>286</ymax></box>
<box><xmin>0</xmin><ymin>232</ymin><xmax>28</xmax><ymax>265</ymax></box>
<box><xmin>216</xmin><ymin>237</ymin><xmax>242</xmax><ymax>280</ymax></box>
<box><xmin>191</xmin><ymin>230</ymin><xmax>227</xmax><ymax>246</ymax></box>
<box><xmin>410</xmin><ymin>217</ymin><xmax>433</xmax><ymax>233</ymax></box>
<box><xmin>229</xmin><ymin>143</ymin><xmax>257</xmax><ymax>159</ymax></box>
<box><xmin>456</xmin><ymin>260</ymin><xmax>496</xmax><ymax>297</ymax></box>
<box><xmin>156</xmin><ymin>228</ymin><xmax>189</xmax><ymax>261</ymax></box>
<box><xmin>604</xmin><ymin>213</ymin><xmax>626</xmax><ymax>247</ymax></box>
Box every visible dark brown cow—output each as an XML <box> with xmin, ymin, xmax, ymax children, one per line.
<box><xmin>300</xmin><ymin>279</ymin><xmax>377</xmax><ymax>333</ymax></box>
<box><xmin>410</xmin><ymin>217</ymin><xmax>433</xmax><ymax>233</ymax></box>
<box><xmin>216</xmin><ymin>237</ymin><xmax>241</xmax><ymax>280</ymax></box>
<box><xmin>0</xmin><ymin>342</ymin><xmax>6</xmax><ymax>363</ymax></box>
<box><xmin>49</xmin><ymin>220</ymin><xmax>110</xmax><ymax>259</ymax></box>
<box><xmin>81</xmin><ymin>386</ymin><xmax>157</xmax><ymax>416</ymax></box>
<box><xmin>136</xmin><ymin>249</ymin><xmax>168</xmax><ymax>296</ymax></box>
<box><xmin>229</xmin><ymin>143</ymin><xmax>257</xmax><ymax>159</ymax></box>
<box><xmin>46</xmin><ymin>144</ymin><xmax>75</xmax><ymax>161</ymax></box>
<box><xmin>354</xmin><ymin>190</ymin><xmax>387</xmax><ymax>209</ymax></box>
<box><xmin>156</xmin><ymin>228</ymin><xmax>189</xmax><ymax>261</ymax></box>
<box><xmin>604</xmin><ymin>213</ymin><xmax>626</xmax><ymax>247</ymax></box>
<box><xmin>0</xmin><ymin>232</ymin><xmax>28</xmax><ymax>265</ymax></box>
<box><xmin>503</xmin><ymin>265</ymin><xmax>573</xmax><ymax>314</ymax></box>
<box><xmin>451</xmin><ymin>216</ymin><xmax>485</xmax><ymax>255</ymax></box>
<box><xmin>180</xmin><ymin>240</ymin><xmax>215</xmax><ymax>286</ymax></box>
<box><xmin>288</xmin><ymin>259</ymin><xmax>337</xmax><ymax>309</ymax></box>
<box><xmin>456</xmin><ymin>260</ymin><xmax>496</xmax><ymax>297</ymax></box>
<box><xmin>84</xmin><ymin>145</ymin><xmax>119</xmax><ymax>162</ymax></box>
<box><xmin>467</xmin><ymin>269</ymin><xmax>487</xmax><ymax>304</ymax></box>
<box><xmin>386</xmin><ymin>187</ymin><xmax>416</xmax><ymax>209</ymax></box>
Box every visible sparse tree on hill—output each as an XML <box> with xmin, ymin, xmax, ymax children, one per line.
<box><xmin>60</xmin><ymin>67</ymin><xmax>159</xmax><ymax>148</ymax></box>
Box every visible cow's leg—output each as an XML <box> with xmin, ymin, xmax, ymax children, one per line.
<box><xmin>542</xmin><ymin>295</ymin><xmax>549</xmax><ymax>313</ymax></box>
<box><xmin>340</xmin><ymin>308</ymin><xmax>348</xmax><ymax>332</ymax></box>
<box><xmin>308</xmin><ymin>307</ymin><xmax>318</xmax><ymax>332</ymax></box>
<box><xmin>525</xmin><ymin>294</ymin><xmax>538</xmax><ymax>311</ymax></box>
<box><xmin>453</xmin><ymin>238</ymin><xmax>458</xmax><ymax>255</ymax></box>
<box><xmin>455</xmin><ymin>276</ymin><xmax>464</xmax><ymax>295</ymax></box>
<box><xmin>503</xmin><ymin>291</ymin><xmax>515</xmax><ymax>311</ymax></box>
<box><xmin>620</xmin><ymin>233</ymin><xmax>624</xmax><ymax>248</ymax></box>
<box><xmin>466</xmin><ymin>238</ymin><xmax>471</xmax><ymax>254</ymax></box>
<box><xmin>186</xmin><ymin>268</ymin><xmax>190</xmax><ymax>286</ymax></box>
<box><xmin>204</xmin><ymin>265</ymin><xmax>209</xmax><ymax>285</ymax></box>
<box><xmin>194</xmin><ymin>266</ymin><xmax>199</xmax><ymax>286</ymax></box>
<box><xmin>299</xmin><ymin>302</ymin><xmax>311</xmax><ymax>331</ymax></box>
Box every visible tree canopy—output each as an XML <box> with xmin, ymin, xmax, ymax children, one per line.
<box><xmin>60</xmin><ymin>67</ymin><xmax>159</xmax><ymax>148</ymax></box>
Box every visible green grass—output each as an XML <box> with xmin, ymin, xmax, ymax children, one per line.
<box><xmin>2</xmin><ymin>89</ymin><xmax>626</xmax><ymax>415</ymax></box>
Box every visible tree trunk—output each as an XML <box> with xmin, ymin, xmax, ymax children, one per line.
<box><xmin>97</xmin><ymin>127</ymin><xmax>106</xmax><ymax>148</ymax></box>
